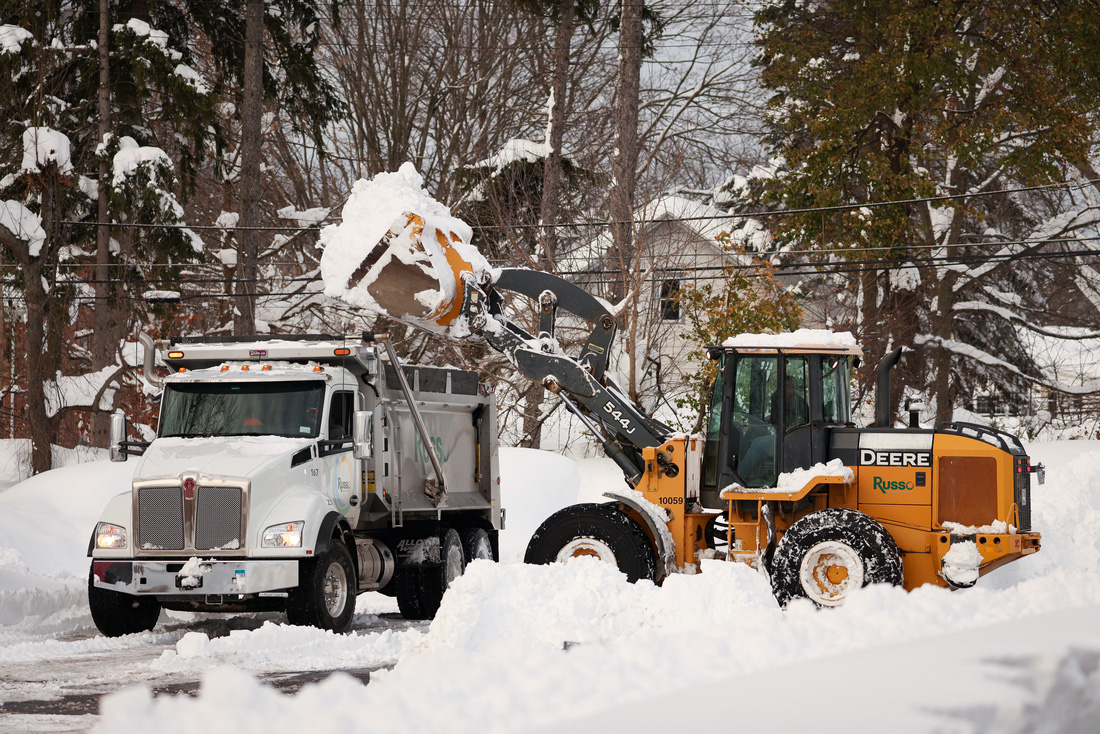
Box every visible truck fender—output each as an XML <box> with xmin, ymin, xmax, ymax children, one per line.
<box><xmin>604</xmin><ymin>490</ymin><xmax>677</xmax><ymax>581</ymax></box>
<box><xmin>313</xmin><ymin>511</ymin><xmax>354</xmax><ymax>558</ymax></box>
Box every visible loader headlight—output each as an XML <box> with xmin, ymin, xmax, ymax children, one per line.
<box><xmin>262</xmin><ymin>521</ymin><xmax>304</xmax><ymax>548</ymax></box>
<box><xmin>95</xmin><ymin>522</ymin><xmax>127</xmax><ymax>549</ymax></box>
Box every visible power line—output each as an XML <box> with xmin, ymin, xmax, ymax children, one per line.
<box><xmin>52</xmin><ymin>176</ymin><xmax>1100</xmax><ymax>236</ymax></box>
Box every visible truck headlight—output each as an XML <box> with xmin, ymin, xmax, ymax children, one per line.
<box><xmin>95</xmin><ymin>522</ymin><xmax>127</xmax><ymax>549</ymax></box>
<box><xmin>262</xmin><ymin>521</ymin><xmax>304</xmax><ymax>548</ymax></box>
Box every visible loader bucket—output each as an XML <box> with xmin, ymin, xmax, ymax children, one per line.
<box><xmin>319</xmin><ymin>165</ymin><xmax>494</xmax><ymax>335</ymax></box>
<box><xmin>342</xmin><ymin>212</ymin><xmax>468</xmax><ymax>326</ymax></box>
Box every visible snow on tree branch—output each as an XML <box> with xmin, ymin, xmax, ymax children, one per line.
<box><xmin>914</xmin><ymin>334</ymin><xmax>1100</xmax><ymax>395</ymax></box>
<box><xmin>954</xmin><ymin>300</ymin><xmax>1100</xmax><ymax>341</ymax></box>
<box><xmin>0</xmin><ymin>200</ymin><xmax>46</xmax><ymax>256</ymax></box>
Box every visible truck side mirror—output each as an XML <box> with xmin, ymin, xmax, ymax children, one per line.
<box><xmin>109</xmin><ymin>411</ymin><xmax>128</xmax><ymax>463</ymax></box>
<box><xmin>352</xmin><ymin>410</ymin><xmax>374</xmax><ymax>460</ymax></box>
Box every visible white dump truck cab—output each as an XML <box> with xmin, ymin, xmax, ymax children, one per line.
<box><xmin>89</xmin><ymin>333</ymin><xmax>500</xmax><ymax>636</ymax></box>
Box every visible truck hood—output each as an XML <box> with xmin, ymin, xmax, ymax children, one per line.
<box><xmin>134</xmin><ymin>436</ymin><xmax>314</xmax><ymax>481</ymax></box>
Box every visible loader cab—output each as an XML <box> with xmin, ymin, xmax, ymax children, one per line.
<box><xmin>699</xmin><ymin>341</ymin><xmax>862</xmax><ymax>508</ymax></box>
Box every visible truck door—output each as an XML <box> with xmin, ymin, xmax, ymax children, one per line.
<box><xmin>320</xmin><ymin>390</ymin><xmax>362</xmax><ymax>525</ymax></box>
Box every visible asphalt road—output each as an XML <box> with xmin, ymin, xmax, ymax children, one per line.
<box><xmin>0</xmin><ymin>611</ymin><xmax>422</xmax><ymax>733</ymax></box>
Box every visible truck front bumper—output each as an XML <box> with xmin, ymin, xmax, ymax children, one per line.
<box><xmin>91</xmin><ymin>559</ymin><xmax>299</xmax><ymax>597</ymax></box>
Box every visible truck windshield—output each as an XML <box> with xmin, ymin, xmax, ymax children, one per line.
<box><xmin>159</xmin><ymin>381</ymin><xmax>325</xmax><ymax>438</ymax></box>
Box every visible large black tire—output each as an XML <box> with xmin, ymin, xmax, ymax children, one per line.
<box><xmin>396</xmin><ymin>528</ymin><xmax>465</xmax><ymax>621</ymax></box>
<box><xmin>286</xmin><ymin>539</ymin><xmax>357</xmax><ymax>632</ymax></box>
<box><xmin>524</xmin><ymin>503</ymin><xmax>657</xmax><ymax>583</ymax></box>
<box><xmin>460</xmin><ymin>527</ymin><xmax>495</xmax><ymax>563</ymax></box>
<box><xmin>88</xmin><ymin>566</ymin><xmax>161</xmax><ymax>637</ymax></box>
<box><xmin>770</xmin><ymin>508</ymin><xmax>903</xmax><ymax>608</ymax></box>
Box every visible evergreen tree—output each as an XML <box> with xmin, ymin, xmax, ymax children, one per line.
<box><xmin>754</xmin><ymin>0</ymin><xmax>1100</xmax><ymax>423</ymax></box>
<box><xmin>0</xmin><ymin>1</ymin><xmax>215</xmax><ymax>472</ymax></box>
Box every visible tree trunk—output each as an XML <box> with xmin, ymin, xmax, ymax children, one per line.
<box><xmin>519</xmin><ymin>383</ymin><xmax>543</xmax><ymax>449</ymax></box>
<box><xmin>90</xmin><ymin>0</ymin><xmax>113</xmax><ymax>444</ymax></box>
<box><xmin>610</xmin><ymin>0</ymin><xmax>644</xmax><ymax>399</ymax></box>
<box><xmin>538</xmin><ymin>0</ymin><xmax>576</xmax><ymax>271</ymax></box>
<box><xmin>609</xmin><ymin>0</ymin><xmax>643</xmax><ymax>272</ymax></box>
<box><xmin>235</xmin><ymin>0</ymin><xmax>264</xmax><ymax>335</ymax></box>
<box><xmin>931</xmin><ymin>271</ymin><xmax>957</xmax><ymax>424</ymax></box>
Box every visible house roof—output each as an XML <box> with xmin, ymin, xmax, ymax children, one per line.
<box><xmin>560</xmin><ymin>194</ymin><xmax>769</xmax><ymax>273</ymax></box>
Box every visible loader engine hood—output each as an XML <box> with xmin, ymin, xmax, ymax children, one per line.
<box><xmin>134</xmin><ymin>436</ymin><xmax>314</xmax><ymax>482</ymax></box>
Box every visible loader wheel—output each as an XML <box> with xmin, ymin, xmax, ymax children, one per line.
<box><xmin>460</xmin><ymin>527</ymin><xmax>495</xmax><ymax>563</ymax></box>
<box><xmin>524</xmin><ymin>503</ymin><xmax>657</xmax><ymax>583</ymax></box>
<box><xmin>88</xmin><ymin>566</ymin><xmax>161</xmax><ymax>637</ymax></box>
<box><xmin>770</xmin><ymin>508</ymin><xmax>902</xmax><ymax>608</ymax></box>
<box><xmin>286</xmin><ymin>539</ymin><xmax>357</xmax><ymax>632</ymax></box>
<box><xmin>396</xmin><ymin>528</ymin><xmax>465</xmax><ymax>620</ymax></box>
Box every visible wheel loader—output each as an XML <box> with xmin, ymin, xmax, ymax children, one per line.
<box><xmin>326</xmin><ymin>207</ymin><xmax>1043</xmax><ymax>607</ymax></box>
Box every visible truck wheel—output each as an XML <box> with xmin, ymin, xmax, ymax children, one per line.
<box><xmin>286</xmin><ymin>539</ymin><xmax>357</xmax><ymax>632</ymax></box>
<box><xmin>460</xmin><ymin>527</ymin><xmax>494</xmax><ymax>563</ymax></box>
<box><xmin>770</xmin><ymin>508</ymin><xmax>903</xmax><ymax>608</ymax></box>
<box><xmin>396</xmin><ymin>528</ymin><xmax>465</xmax><ymax>621</ymax></box>
<box><xmin>524</xmin><ymin>503</ymin><xmax>657</xmax><ymax>583</ymax></box>
<box><xmin>87</xmin><ymin>566</ymin><xmax>160</xmax><ymax>637</ymax></box>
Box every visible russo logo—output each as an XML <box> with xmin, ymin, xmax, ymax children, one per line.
<box><xmin>333</xmin><ymin>454</ymin><xmax>354</xmax><ymax>512</ymax></box>
<box><xmin>873</xmin><ymin>476</ymin><xmax>915</xmax><ymax>493</ymax></box>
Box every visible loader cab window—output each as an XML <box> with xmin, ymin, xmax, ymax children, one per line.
<box><xmin>777</xmin><ymin>357</ymin><xmax>809</xmax><ymax>433</ymax></box>
<box><xmin>703</xmin><ymin>356</ymin><xmax>727</xmax><ymax>486</ymax></box>
<box><xmin>731</xmin><ymin>356</ymin><xmax>779</xmax><ymax>488</ymax></box>
<box><xmin>821</xmin><ymin>356</ymin><xmax>852</xmax><ymax>425</ymax></box>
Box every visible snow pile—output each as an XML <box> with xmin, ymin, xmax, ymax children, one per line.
<box><xmin>21</xmin><ymin>126</ymin><xmax>72</xmax><ymax>175</ymax></box>
<box><xmin>151</xmin><ymin>622</ymin><xmax>420</xmax><ymax>674</ymax></box>
<box><xmin>496</xmin><ymin>448</ymin><xmax>581</xmax><ymax>562</ymax></box>
<box><xmin>0</xmin><ymin>459</ymin><xmax>135</xmax><ymax>577</ymax></box>
<box><xmin>4</xmin><ymin>440</ymin><xmax>1100</xmax><ymax>732</ymax></box>
<box><xmin>722</xmin><ymin>458</ymin><xmax>854</xmax><ymax>495</ymax></box>
<box><xmin>723</xmin><ymin>328</ymin><xmax>858</xmax><ymax>349</ymax></box>
<box><xmin>318</xmin><ymin>164</ymin><xmax>494</xmax><ymax>337</ymax></box>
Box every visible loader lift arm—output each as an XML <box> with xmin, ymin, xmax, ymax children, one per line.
<box><xmin>462</xmin><ymin>268</ymin><xmax>672</xmax><ymax>486</ymax></box>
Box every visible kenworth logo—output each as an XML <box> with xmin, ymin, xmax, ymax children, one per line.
<box><xmin>874</xmin><ymin>477</ymin><xmax>915</xmax><ymax>493</ymax></box>
<box><xmin>860</xmin><ymin>449</ymin><xmax>931</xmax><ymax>467</ymax></box>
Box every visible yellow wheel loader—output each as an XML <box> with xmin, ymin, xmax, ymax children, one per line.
<box><xmin>337</xmin><ymin>210</ymin><xmax>1042</xmax><ymax>607</ymax></box>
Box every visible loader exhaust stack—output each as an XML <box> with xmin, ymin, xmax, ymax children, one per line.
<box><xmin>875</xmin><ymin>347</ymin><xmax>905</xmax><ymax>428</ymax></box>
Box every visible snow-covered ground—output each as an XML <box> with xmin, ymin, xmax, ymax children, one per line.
<box><xmin>2</xmin><ymin>441</ymin><xmax>1099</xmax><ymax>732</ymax></box>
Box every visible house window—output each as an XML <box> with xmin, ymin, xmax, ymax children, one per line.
<box><xmin>659</xmin><ymin>279</ymin><xmax>681</xmax><ymax>320</ymax></box>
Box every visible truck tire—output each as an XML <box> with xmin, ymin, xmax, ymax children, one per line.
<box><xmin>770</xmin><ymin>508</ymin><xmax>903</xmax><ymax>608</ymax></box>
<box><xmin>396</xmin><ymin>528</ymin><xmax>465</xmax><ymax>620</ymax></box>
<box><xmin>286</xmin><ymin>539</ymin><xmax>357</xmax><ymax>632</ymax></box>
<box><xmin>88</xmin><ymin>566</ymin><xmax>160</xmax><ymax>637</ymax></box>
<box><xmin>460</xmin><ymin>527</ymin><xmax>494</xmax><ymax>563</ymax></box>
<box><xmin>524</xmin><ymin>503</ymin><xmax>657</xmax><ymax>583</ymax></box>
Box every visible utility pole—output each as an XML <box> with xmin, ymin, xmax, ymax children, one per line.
<box><xmin>235</xmin><ymin>0</ymin><xmax>264</xmax><ymax>335</ymax></box>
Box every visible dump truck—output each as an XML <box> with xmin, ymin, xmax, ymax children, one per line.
<box><xmin>326</xmin><ymin>204</ymin><xmax>1043</xmax><ymax>607</ymax></box>
<box><xmin>88</xmin><ymin>333</ymin><xmax>500</xmax><ymax>636</ymax></box>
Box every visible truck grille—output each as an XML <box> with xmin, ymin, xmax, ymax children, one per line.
<box><xmin>134</xmin><ymin>479</ymin><xmax>248</xmax><ymax>555</ymax></box>
<box><xmin>195</xmin><ymin>487</ymin><xmax>243</xmax><ymax>550</ymax></box>
<box><xmin>137</xmin><ymin>487</ymin><xmax>185</xmax><ymax>550</ymax></box>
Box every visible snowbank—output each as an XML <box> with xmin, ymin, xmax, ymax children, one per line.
<box><xmin>3</xmin><ymin>440</ymin><xmax>1100</xmax><ymax>732</ymax></box>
